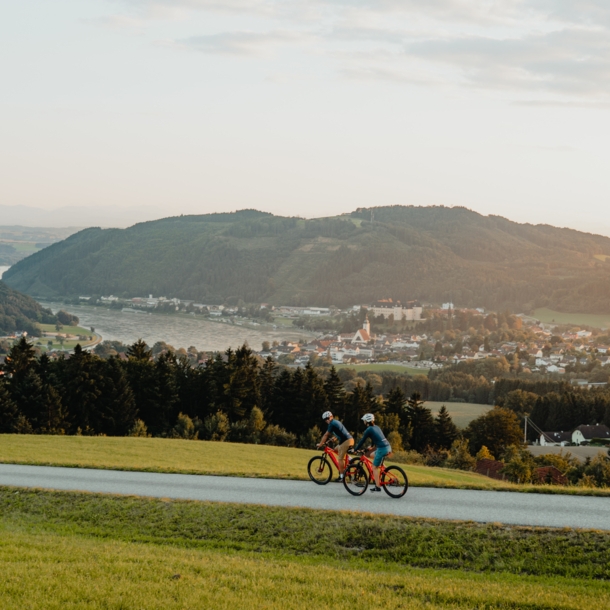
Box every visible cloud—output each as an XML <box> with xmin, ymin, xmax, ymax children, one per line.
<box><xmin>402</xmin><ymin>28</ymin><xmax>610</xmax><ymax>95</ymax></box>
<box><xmin>106</xmin><ymin>0</ymin><xmax>610</xmax><ymax>99</ymax></box>
<box><xmin>84</xmin><ymin>14</ymin><xmax>147</xmax><ymax>30</ymax></box>
<box><xmin>165</xmin><ymin>31</ymin><xmax>305</xmax><ymax>56</ymax></box>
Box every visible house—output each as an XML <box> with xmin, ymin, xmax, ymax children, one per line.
<box><xmin>571</xmin><ymin>424</ymin><xmax>610</xmax><ymax>445</ymax></box>
<box><xmin>539</xmin><ymin>431</ymin><xmax>572</xmax><ymax>446</ymax></box>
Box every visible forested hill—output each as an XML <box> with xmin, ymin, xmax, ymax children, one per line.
<box><xmin>4</xmin><ymin>206</ymin><xmax>610</xmax><ymax>313</ymax></box>
<box><xmin>0</xmin><ymin>281</ymin><xmax>58</xmax><ymax>336</ymax></box>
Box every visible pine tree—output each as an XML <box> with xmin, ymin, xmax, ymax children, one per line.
<box><xmin>0</xmin><ymin>379</ymin><xmax>19</xmax><ymax>432</ymax></box>
<box><xmin>405</xmin><ymin>392</ymin><xmax>436</xmax><ymax>452</ymax></box>
<box><xmin>324</xmin><ymin>366</ymin><xmax>346</xmax><ymax>420</ymax></box>
<box><xmin>434</xmin><ymin>405</ymin><xmax>458</xmax><ymax>449</ymax></box>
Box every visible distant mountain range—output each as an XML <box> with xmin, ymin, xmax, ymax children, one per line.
<box><xmin>3</xmin><ymin>206</ymin><xmax>610</xmax><ymax>314</ymax></box>
<box><xmin>0</xmin><ymin>205</ymin><xmax>165</xmax><ymax>228</ymax></box>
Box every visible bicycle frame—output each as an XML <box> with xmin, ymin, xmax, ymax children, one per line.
<box><xmin>353</xmin><ymin>452</ymin><xmax>397</xmax><ymax>486</ymax></box>
<box><xmin>319</xmin><ymin>443</ymin><xmax>351</xmax><ymax>472</ymax></box>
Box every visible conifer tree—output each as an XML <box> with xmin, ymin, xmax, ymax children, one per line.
<box><xmin>0</xmin><ymin>379</ymin><xmax>19</xmax><ymax>433</ymax></box>
<box><xmin>324</xmin><ymin>366</ymin><xmax>346</xmax><ymax>420</ymax></box>
<box><xmin>434</xmin><ymin>405</ymin><xmax>458</xmax><ymax>449</ymax></box>
<box><xmin>404</xmin><ymin>392</ymin><xmax>436</xmax><ymax>452</ymax></box>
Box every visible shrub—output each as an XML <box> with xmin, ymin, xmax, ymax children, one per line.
<box><xmin>475</xmin><ymin>445</ymin><xmax>494</xmax><ymax>461</ymax></box>
<box><xmin>170</xmin><ymin>413</ymin><xmax>198</xmax><ymax>440</ymax></box>
<box><xmin>202</xmin><ymin>411</ymin><xmax>230</xmax><ymax>442</ymax></box>
<box><xmin>422</xmin><ymin>445</ymin><xmax>449</xmax><ymax>467</ymax></box>
<box><xmin>261</xmin><ymin>424</ymin><xmax>297</xmax><ymax>447</ymax></box>
<box><xmin>445</xmin><ymin>439</ymin><xmax>476</xmax><ymax>471</ymax></box>
<box><xmin>387</xmin><ymin>450</ymin><xmax>424</xmax><ymax>465</ymax></box>
<box><xmin>387</xmin><ymin>430</ymin><xmax>404</xmax><ymax>452</ymax></box>
<box><xmin>298</xmin><ymin>425</ymin><xmax>322</xmax><ymax>449</ymax></box>
<box><xmin>128</xmin><ymin>419</ymin><xmax>150</xmax><ymax>438</ymax></box>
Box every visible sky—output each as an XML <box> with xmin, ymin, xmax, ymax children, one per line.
<box><xmin>1</xmin><ymin>1</ymin><xmax>610</xmax><ymax>234</ymax></box>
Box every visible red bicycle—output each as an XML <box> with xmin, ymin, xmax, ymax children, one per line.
<box><xmin>307</xmin><ymin>442</ymin><xmax>352</xmax><ymax>484</ymax></box>
<box><xmin>343</xmin><ymin>451</ymin><xmax>408</xmax><ymax>498</ymax></box>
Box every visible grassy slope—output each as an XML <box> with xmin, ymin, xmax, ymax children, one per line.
<box><xmin>533</xmin><ymin>308</ymin><xmax>610</xmax><ymax>329</ymax></box>
<box><xmin>1</xmin><ymin>435</ymin><xmax>609</xmax><ymax>496</ymax></box>
<box><xmin>425</xmin><ymin>401</ymin><xmax>491</xmax><ymax>429</ymax></box>
<box><xmin>0</xmin><ymin>489</ymin><xmax>608</xmax><ymax>609</ymax></box>
<box><xmin>0</xmin><ymin>434</ymin><xmax>505</xmax><ymax>489</ymax></box>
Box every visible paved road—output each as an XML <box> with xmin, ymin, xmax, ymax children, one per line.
<box><xmin>1</xmin><ymin>464</ymin><xmax>608</xmax><ymax>530</ymax></box>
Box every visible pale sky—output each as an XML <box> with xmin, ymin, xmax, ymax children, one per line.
<box><xmin>1</xmin><ymin>1</ymin><xmax>610</xmax><ymax>234</ymax></box>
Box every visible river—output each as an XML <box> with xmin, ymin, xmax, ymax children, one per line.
<box><xmin>37</xmin><ymin>300</ymin><xmax>313</xmax><ymax>352</ymax></box>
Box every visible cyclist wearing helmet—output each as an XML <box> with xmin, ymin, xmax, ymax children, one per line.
<box><xmin>317</xmin><ymin>411</ymin><xmax>354</xmax><ymax>481</ymax></box>
<box><xmin>353</xmin><ymin>413</ymin><xmax>392</xmax><ymax>493</ymax></box>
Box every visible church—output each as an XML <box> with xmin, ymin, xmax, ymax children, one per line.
<box><xmin>352</xmin><ymin>317</ymin><xmax>372</xmax><ymax>344</ymax></box>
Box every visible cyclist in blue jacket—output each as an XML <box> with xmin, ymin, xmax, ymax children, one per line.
<box><xmin>317</xmin><ymin>411</ymin><xmax>354</xmax><ymax>481</ymax></box>
<box><xmin>353</xmin><ymin>413</ymin><xmax>392</xmax><ymax>492</ymax></box>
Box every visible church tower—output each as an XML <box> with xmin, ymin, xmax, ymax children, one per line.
<box><xmin>363</xmin><ymin>316</ymin><xmax>371</xmax><ymax>335</ymax></box>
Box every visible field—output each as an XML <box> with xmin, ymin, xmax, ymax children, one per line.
<box><xmin>35</xmin><ymin>323</ymin><xmax>100</xmax><ymax>351</ymax></box>
<box><xmin>425</xmin><ymin>401</ymin><xmax>491</xmax><ymax>428</ymax></box>
<box><xmin>336</xmin><ymin>363</ymin><xmax>430</xmax><ymax>375</ymax></box>
<box><xmin>0</xmin><ymin>488</ymin><xmax>608</xmax><ymax>609</ymax></box>
<box><xmin>1</xmin><ymin>435</ymin><xmax>609</xmax><ymax>496</ymax></box>
<box><xmin>0</xmin><ymin>434</ymin><xmax>507</xmax><ymax>490</ymax></box>
<box><xmin>532</xmin><ymin>308</ymin><xmax>610</xmax><ymax>329</ymax></box>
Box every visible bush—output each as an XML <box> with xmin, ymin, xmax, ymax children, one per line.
<box><xmin>387</xmin><ymin>430</ymin><xmax>404</xmax><ymax>452</ymax></box>
<box><xmin>201</xmin><ymin>411</ymin><xmax>230</xmax><ymax>442</ymax></box>
<box><xmin>128</xmin><ymin>419</ymin><xmax>150</xmax><ymax>438</ymax></box>
<box><xmin>228</xmin><ymin>407</ymin><xmax>266</xmax><ymax>444</ymax></box>
<box><xmin>298</xmin><ymin>425</ymin><xmax>322</xmax><ymax>449</ymax></box>
<box><xmin>422</xmin><ymin>446</ymin><xmax>449</xmax><ymax>467</ymax></box>
<box><xmin>475</xmin><ymin>445</ymin><xmax>494</xmax><ymax>461</ymax></box>
<box><xmin>387</xmin><ymin>450</ymin><xmax>424</xmax><ymax>465</ymax></box>
<box><xmin>261</xmin><ymin>424</ymin><xmax>297</xmax><ymax>447</ymax></box>
<box><xmin>170</xmin><ymin>413</ymin><xmax>198</xmax><ymax>440</ymax></box>
<box><xmin>445</xmin><ymin>439</ymin><xmax>476</xmax><ymax>471</ymax></box>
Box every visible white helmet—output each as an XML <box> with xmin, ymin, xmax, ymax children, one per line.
<box><xmin>361</xmin><ymin>413</ymin><xmax>375</xmax><ymax>423</ymax></box>
<box><xmin>322</xmin><ymin>411</ymin><xmax>333</xmax><ymax>420</ymax></box>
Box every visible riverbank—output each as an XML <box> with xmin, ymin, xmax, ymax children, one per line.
<box><xmin>37</xmin><ymin>300</ymin><xmax>315</xmax><ymax>353</ymax></box>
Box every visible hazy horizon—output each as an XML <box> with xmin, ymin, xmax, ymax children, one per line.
<box><xmin>2</xmin><ymin>2</ymin><xmax>609</xmax><ymax>235</ymax></box>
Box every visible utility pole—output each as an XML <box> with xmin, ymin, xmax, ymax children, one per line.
<box><xmin>523</xmin><ymin>415</ymin><xmax>528</xmax><ymax>444</ymax></box>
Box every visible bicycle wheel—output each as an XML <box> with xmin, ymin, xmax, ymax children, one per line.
<box><xmin>307</xmin><ymin>456</ymin><xmax>332</xmax><ymax>485</ymax></box>
<box><xmin>343</xmin><ymin>463</ymin><xmax>369</xmax><ymax>496</ymax></box>
<box><xmin>381</xmin><ymin>465</ymin><xmax>408</xmax><ymax>498</ymax></box>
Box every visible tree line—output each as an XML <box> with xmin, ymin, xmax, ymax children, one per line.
<box><xmin>0</xmin><ymin>338</ymin><xmax>467</xmax><ymax>452</ymax></box>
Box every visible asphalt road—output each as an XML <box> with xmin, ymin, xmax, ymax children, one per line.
<box><xmin>1</xmin><ymin>464</ymin><xmax>608</xmax><ymax>530</ymax></box>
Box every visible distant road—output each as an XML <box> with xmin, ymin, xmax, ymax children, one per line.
<box><xmin>2</xmin><ymin>464</ymin><xmax>608</xmax><ymax>530</ymax></box>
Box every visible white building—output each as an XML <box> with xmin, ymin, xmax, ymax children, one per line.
<box><xmin>367</xmin><ymin>299</ymin><xmax>422</xmax><ymax>321</ymax></box>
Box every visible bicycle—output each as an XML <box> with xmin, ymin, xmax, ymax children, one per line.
<box><xmin>343</xmin><ymin>450</ymin><xmax>408</xmax><ymax>498</ymax></box>
<box><xmin>307</xmin><ymin>442</ymin><xmax>353</xmax><ymax>484</ymax></box>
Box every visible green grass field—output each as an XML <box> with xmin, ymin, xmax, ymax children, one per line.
<box><xmin>1</xmin><ymin>435</ymin><xmax>608</xmax><ymax>496</ymax></box>
<box><xmin>35</xmin><ymin>323</ymin><xmax>100</xmax><ymax>350</ymax></box>
<box><xmin>336</xmin><ymin>363</ymin><xmax>430</xmax><ymax>375</ymax></box>
<box><xmin>533</xmin><ymin>308</ymin><xmax>610</xmax><ymax>329</ymax></box>
<box><xmin>0</xmin><ymin>489</ymin><xmax>608</xmax><ymax>609</ymax></box>
<box><xmin>425</xmin><ymin>401</ymin><xmax>491</xmax><ymax>428</ymax></box>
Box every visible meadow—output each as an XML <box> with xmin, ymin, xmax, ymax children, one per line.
<box><xmin>336</xmin><ymin>363</ymin><xmax>430</xmax><ymax>375</ymax></box>
<box><xmin>1</xmin><ymin>435</ymin><xmax>609</xmax><ymax>496</ymax></box>
<box><xmin>424</xmin><ymin>401</ymin><xmax>491</xmax><ymax>428</ymax></box>
<box><xmin>532</xmin><ymin>308</ymin><xmax>610</xmax><ymax>329</ymax></box>
<box><xmin>0</xmin><ymin>488</ymin><xmax>608</xmax><ymax>609</ymax></box>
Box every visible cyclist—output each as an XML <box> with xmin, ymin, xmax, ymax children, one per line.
<box><xmin>317</xmin><ymin>411</ymin><xmax>354</xmax><ymax>481</ymax></box>
<box><xmin>353</xmin><ymin>413</ymin><xmax>392</xmax><ymax>493</ymax></box>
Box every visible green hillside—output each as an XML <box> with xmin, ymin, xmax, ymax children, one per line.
<box><xmin>4</xmin><ymin>206</ymin><xmax>610</xmax><ymax>313</ymax></box>
<box><xmin>0</xmin><ymin>281</ymin><xmax>58</xmax><ymax>336</ymax></box>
